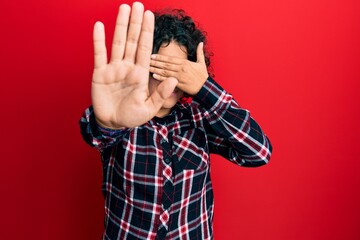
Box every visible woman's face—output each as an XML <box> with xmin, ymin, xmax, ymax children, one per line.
<box><xmin>149</xmin><ymin>41</ymin><xmax>187</xmax><ymax>117</ymax></box>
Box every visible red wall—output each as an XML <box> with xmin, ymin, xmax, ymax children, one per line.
<box><xmin>1</xmin><ymin>0</ymin><xmax>360</xmax><ymax>239</ymax></box>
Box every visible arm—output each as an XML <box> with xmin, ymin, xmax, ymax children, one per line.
<box><xmin>193</xmin><ymin>77</ymin><xmax>272</xmax><ymax>167</ymax></box>
<box><xmin>149</xmin><ymin>43</ymin><xmax>272</xmax><ymax>166</ymax></box>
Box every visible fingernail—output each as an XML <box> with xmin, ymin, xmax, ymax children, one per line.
<box><xmin>151</xmin><ymin>54</ymin><xmax>156</xmax><ymax>59</ymax></box>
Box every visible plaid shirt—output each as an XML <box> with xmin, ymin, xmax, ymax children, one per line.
<box><xmin>80</xmin><ymin>77</ymin><xmax>272</xmax><ymax>240</ymax></box>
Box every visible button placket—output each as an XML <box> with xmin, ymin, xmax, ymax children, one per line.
<box><xmin>158</xmin><ymin>124</ymin><xmax>174</xmax><ymax>233</ymax></box>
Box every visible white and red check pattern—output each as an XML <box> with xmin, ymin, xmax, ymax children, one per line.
<box><xmin>80</xmin><ymin>77</ymin><xmax>272</xmax><ymax>240</ymax></box>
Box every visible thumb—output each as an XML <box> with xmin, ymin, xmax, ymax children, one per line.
<box><xmin>146</xmin><ymin>77</ymin><xmax>178</xmax><ymax>114</ymax></box>
<box><xmin>196</xmin><ymin>42</ymin><xmax>206</xmax><ymax>63</ymax></box>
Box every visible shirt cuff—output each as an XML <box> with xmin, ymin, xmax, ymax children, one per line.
<box><xmin>86</xmin><ymin>106</ymin><xmax>128</xmax><ymax>139</ymax></box>
<box><xmin>97</xmin><ymin>125</ymin><xmax>128</xmax><ymax>138</ymax></box>
<box><xmin>192</xmin><ymin>77</ymin><xmax>231</xmax><ymax>113</ymax></box>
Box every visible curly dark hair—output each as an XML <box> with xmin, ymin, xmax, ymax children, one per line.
<box><xmin>153</xmin><ymin>9</ymin><xmax>213</xmax><ymax>75</ymax></box>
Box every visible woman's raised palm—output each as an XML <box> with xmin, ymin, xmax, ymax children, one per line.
<box><xmin>91</xmin><ymin>2</ymin><xmax>177</xmax><ymax>129</ymax></box>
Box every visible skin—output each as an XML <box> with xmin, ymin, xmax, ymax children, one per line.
<box><xmin>91</xmin><ymin>2</ymin><xmax>208</xmax><ymax>129</ymax></box>
<box><xmin>149</xmin><ymin>42</ymin><xmax>187</xmax><ymax>117</ymax></box>
<box><xmin>150</xmin><ymin>42</ymin><xmax>209</xmax><ymax>96</ymax></box>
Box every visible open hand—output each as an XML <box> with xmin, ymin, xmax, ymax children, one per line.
<box><xmin>91</xmin><ymin>2</ymin><xmax>178</xmax><ymax>129</ymax></box>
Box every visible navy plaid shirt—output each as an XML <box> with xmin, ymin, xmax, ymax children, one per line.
<box><xmin>80</xmin><ymin>77</ymin><xmax>272</xmax><ymax>240</ymax></box>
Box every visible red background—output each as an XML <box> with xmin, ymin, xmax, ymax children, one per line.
<box><xmin>1</xmin><ymin>0</ymin><xmax>360</xmax><ymax>239</ymax></box>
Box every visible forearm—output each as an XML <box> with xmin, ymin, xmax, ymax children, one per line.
<box><xmin>193</xmin><ymin>77</ymin><xmax>272</xmax><ymax>165</ymax></box>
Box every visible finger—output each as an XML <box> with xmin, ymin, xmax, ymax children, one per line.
<box><xmin>196</xmin><ymin>42</ymin><xmax>205</xmax><ymax>63</ymax></box>
<box><xmin>93</xmin><ymin>21</ymin><xmax>107</xmax><ymax>69</ymax></box>
<box><xmin>124</xmin><ymin>2</ymin><xmax>144</xmax><ymax>62</ymax></box>
<box><xmin>136</xmin><ymin>10</ymin><xmax>154</xmax><ymax>68</ymax></box>
<box><xmin>111</xmin><ymin>4</ymin><xmax>131</xmax><ymax>63</ymax></box>
<box><xmin>146</xmin><ymin>77</ymin><xmax>178</xmax><ymax>112</ymax></box>
<box><xmin>150</xmin><ymin>60</ymin><xmax>179</xmax><ymax>71</ymax></box>
<box><xmin>150</xmin><ymin>54</ymin><xmax>183</xmax><ymax>65</ymax></box>
<box><xmin>150</xmin><ymin>69</ymin><xmax>176</xmax><ymax>80</ymax></box>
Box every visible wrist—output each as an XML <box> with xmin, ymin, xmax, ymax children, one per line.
<box><xmin>191</xmin><ymin>75</ymin><xmax>209</xmax><ymax>96</ymax></box>
<box><xmin>184</xmin><ymin>75</ymin><xmax>208</xmax><ymax>96</ymax></box>
<box><xmin>95</xmin><ymin>117</ymin><xmax>125</xmax><ymax>130</ymax></box>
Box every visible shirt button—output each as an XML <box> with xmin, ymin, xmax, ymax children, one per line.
<box><xmin>164</xmin><ymin>158</ymin><xmax>171</xmax><ymax>164</ymax></box>
<box><xmin>160</xmin><ymin>139</ymin><xmax>167</xmax><ymax>144</ymax></box>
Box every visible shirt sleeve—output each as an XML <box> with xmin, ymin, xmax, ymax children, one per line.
<box><xmin>79</xmin><ymin>106</ymin><xmax>129</xmax><ymax>150</ymax></box>
<box><xmin>192</xmin><ymin>77</ymin><xmax>273</xmax><ymax>167</ymax></box>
